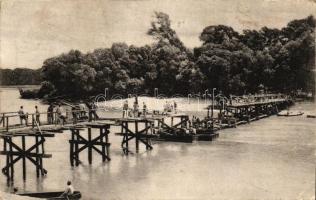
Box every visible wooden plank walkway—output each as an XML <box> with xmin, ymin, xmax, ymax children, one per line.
<box><xmin>226</xmin><ymin>98</ymin><xmax>291</xmax><ymax>108</ymax></box>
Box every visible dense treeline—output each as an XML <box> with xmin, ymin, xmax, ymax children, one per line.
<box><xmin>0</xmin><ymin>68</ymin><xmax>41</xmax><ymax>85</ymax></box>
<box><xmin>195</xmin><ymin>16</ymin><xmax>315</xmax><ymax>95</ymax></box>
<box><xmin>32</xmin><ymin>13</ymin><xmax>316</xmax><ymax>98</ymax></box>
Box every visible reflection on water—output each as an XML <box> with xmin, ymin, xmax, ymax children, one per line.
<box><xmin>0</xmin><ymin>87</ymin><xmax>315</xmax><ymax>200</ymax></box>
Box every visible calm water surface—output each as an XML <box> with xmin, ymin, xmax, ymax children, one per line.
<box><xmin>0</xmin><ymin>87</ymin><xmax>315</xmax><ymax>200</ymax></box>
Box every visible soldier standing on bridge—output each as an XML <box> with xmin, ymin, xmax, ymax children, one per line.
<box><xmin>35</xmin><ymin>106</ymin><xmax>40</xmax><ymax>125</ymax></box>
<box><xmin>56</xmin><ymin>104</ymin><xmax>66</xmax><ymax>125</ymax></box>
<box><xmin>18</xmin><ymin>106</ymin><xmax>28</xmax><ymax>125</ymax></box>
<box><xmin>142</xmin><ymin>102</ymin><xmax>147</xmax><ymax>117</ymax></box>
<box><xmin>174</xmin><ymin>101</ymin><xmax>177</xmax><ymax>113</ymax></box>
<box><xmin>47</xmin><ymin>104</ymin><xmax>54</xmax><ymax>124</ymax></box>
<box><xmin>133</xmin><ymin>98</ymin><xmax>139</xmax><ymax>117</ymax></box>
<box><xmin>91</xmin><ymin>101</ymin><xmax>98</xmax><ymax>121</ymax></box>
<box><xmin>86</xmin><ymin>101</ymin><xmax>98</xmax><ymax>121</ymax></box>
<box><xmin>123</xmin><ymin>100</ymin><xmax>129</xmax><ymax>118</ymax></box>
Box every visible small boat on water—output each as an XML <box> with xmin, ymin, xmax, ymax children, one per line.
<box><xmin>306</xmin><ymin>114</ymin><xmax>316</xmax><ymax>118</ymax></box>
<box><xmin>158</xmin><ymin>133</ymin><xmax>194</xmax><ymax>143</ymax></box>
<box><xmin>158</xmin><ymin>128</ymin><xmax>194</xmax><ymax>143</ymax></box>
<box><xmin>277</xmin><ymin>111</ymin><xmax>304</xmax><ymax>117</ymax></box>
<box><xmin>196</xmin><ymin>133</ymin><xmax>219</xmax><ymax>141</ymax></box>
<box><xmin>19</xmin><ymin>88</ymin><xmax>39</xmax><ymax>99</ymax></box>
<box><xmin>18</xmin><ymin>191</ymin><xmax>81</xmax><ymax>199</ymax></box>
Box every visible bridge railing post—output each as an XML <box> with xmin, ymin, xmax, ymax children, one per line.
<box><xmin>32</xmin><ymin>114</ymin><xmax>35</xmax><ymax>128</ymax></box>
<box><xmin>54</xmin><ymin>113</ymin><xmax>57</xmax><ymax>125</ymax></box>
<box><xmin>6</xmin><ymin>117</ymin><xmax>9</xmax><ymax>132</ymax></box>
<box><xmin>2</xmin><ymin>113</ymin><xmax>5</xmax><ymax>127</ymax></box>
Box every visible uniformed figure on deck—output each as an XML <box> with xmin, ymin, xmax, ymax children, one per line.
<box><xmin>163</xmin><ymin>101</ymin><xmax>168</xmax><ymax>113</ymax></box>
<box><xmin>91</xmin><ymin>102</ymin><xmax>98</xmax><ymax>120</ymax></box>
<box><xmin>143</xmin><ymin>102</ymin><xmax>147</xmax><ymax>117</ymax></box>
<box><xmin>72</xmin><ymin>106</ymin><xmax>78</xmax><ymax>124</ymax></box>
<box><xmin>174</xmin><ymin>101</ymin><xmax>177</xmax><ymax>113</ymax></box>
<box><xmin>87</xmin><ymin>101</ymin><xmax>98</xmax><ymax>121</ymax></box>
<box><xmin>35</xmin><ymin>106</ymin><xmax>40</xmax><ymax>125</ymax></box>
<box><xmin>133</xmin><ymin>99</ymin><xmax>139</xmax><ymax>117</ymax></box>
<box><xmin>123</xmin><ymin>100</ymin><xmax>129</xmax><ymax>118</ymax></box>
<box><xmin>56</xmin><ymin>104</ymin><xmax>66</xmax><ymax>125</ymax></box>
<box><xmin>47</xmin><ymin>104</ymin><xmax>54</xmax><ymax>124</ymax></box>
<box><xmin>18</xmin><ymin>106</ymin><xmax>28</xmax><ymax>125</ymax></box>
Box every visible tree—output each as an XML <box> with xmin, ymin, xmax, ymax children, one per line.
<box><xmin>41</xmin><ymin>50</ymin><xmax>96</xmax><ymax>97</ymax></box>
<box><xmin>38</xmin><ymin>81</ymin><xmax>56</xmax><ymax>98</ymax></box>
<box><xmin>200</xmin><ymin>25</ymin><xmax>239</xmax><ymax>45</ymax></box>
<box><xmin>0</xmin><ymin>68</ymin><xmax>41</xmax><ymax>85</ymax></box>
<box><xmin>148</xmin><ymin>12</ymin><xmax>187</xmax><ymax>52</ymax></box>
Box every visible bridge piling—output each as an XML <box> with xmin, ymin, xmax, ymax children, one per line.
<box><xmin>0</xmin><ymin>131</ymin><xmax>54</xmax><ymax>183</ymax></box>
<box><xmin>69</xmin><ymin>123</ymin><xmax>111</xmax><ymax>166</ymax></box>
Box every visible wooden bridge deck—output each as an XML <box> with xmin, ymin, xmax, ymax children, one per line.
<box><xmin>0</xmin><ymin>113</ymin><xmax>186</xmax><ymax>134</ymax></box>
<box><xmin>226</xmin><ymin>98</ymin><xmax>291</xmax><ymax>108</ymax></box>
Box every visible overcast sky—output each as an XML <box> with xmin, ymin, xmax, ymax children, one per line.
<box><xmin>0</xmin><ymin>0</ymin><xmax>315</xmax><ymax>69</ymax></box>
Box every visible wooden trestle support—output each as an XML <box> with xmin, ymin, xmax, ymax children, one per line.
<box><xmin>118</xmin><ymin>118</ymin><xmax>154</xmax><ymax>154</ymax></box>
<box><xmin>0</xmin><ymin>131</ymin><xmax>54</xmax><ymax>183</ymax></box>
<box><xmin>69</xmin><ymin>123</ymin><xmax>111</xmax><ymax>166</ymax></box>
<box><xmin>161</xmin><ymin>114</ymin><xmax>189</xmax><ymax>130</ymax></box>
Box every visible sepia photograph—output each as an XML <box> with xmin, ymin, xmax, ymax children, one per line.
<box><xmin>0</xmin><ymin>0</ymin><xmax>315</xmax><ymax>199</ymax></box>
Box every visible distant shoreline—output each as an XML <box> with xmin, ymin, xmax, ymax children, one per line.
<box><xmin>0</xmin><ymin>85</ymin><xmax>40</xmax><ymax>89</ymax></box>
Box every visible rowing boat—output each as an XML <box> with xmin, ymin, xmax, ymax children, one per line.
<box><xmin>18</xmin><ymin>191</ymin><xmax>81</xmax><ymax>199</ymax></box>
<box><xmin>277</xmin><ymin>111</ymin><xmax>304</xmax><ymax>117</ymax></box>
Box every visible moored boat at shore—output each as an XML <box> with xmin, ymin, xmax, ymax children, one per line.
<box><xmin>19</xmin><ymin>88</ymin><xmax>39</xmax><ymax>99</ymax></box>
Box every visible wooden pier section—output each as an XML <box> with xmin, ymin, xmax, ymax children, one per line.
<box><xmin>225</xmin><ymin>97</ymin><xmax>292</xmax><ymax>123</ymax></box>
<box><xmin>0</xmin><ymin>130</ymin><xmax>54</xmax><ymax>183</ymax></box>
<box><xmin>162</xmin><ymin>114</ymin><xmax>189</xmax><ymax>130</ymax></box>
<box><xmin>69</xmin><ymin>122</ymin><xmax>111</xmax><ymax>166</ymax></box>
<box><xmin>151</xmin><ymin>114</ymin><xmax>195</xmax><ymax>143</ymax></box>
<box><xmin>205</xmin><ymin>93</ymin><xmax>294</xmax><ymax>126</ymax></box>
<box><xmin>116</xmin><ymin>118</ymin><xmax>154</xmax><ymax>154</ymax></box>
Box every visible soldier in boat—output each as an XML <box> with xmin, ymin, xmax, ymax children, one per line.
<box><xmin>60</xmin><ymin>181</ymin><xmax>75</xmax><ymax>198</ymax></box>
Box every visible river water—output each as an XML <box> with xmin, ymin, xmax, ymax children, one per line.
<box><xmin>0</xmin><ymin>87</ymin><xmax>315</xmax><ymax>200</ymax></box>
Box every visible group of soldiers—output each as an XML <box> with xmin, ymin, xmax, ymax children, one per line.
<box><xmin>16</xmin><ymin>101</ymin><xmax>99</xmax><ymax>127</ymax></box>
<box><xmin>163</xmin><ymin>101</ymin><xmax>177</xmax><ymax>113</ymax></box>
<box><xmin>17</xmin><ymin>99</ymin><xmax>180</xmax><ymax>126</ymax></box>
<box><xmin>18</xmin><ymin>104</ymin><xmax>65</xmax><ymax>126</ymax></box>
<box><xmin>72</xmin><ymin>101</ymin><xmax>98</xmax><ymax>123</ymax></box>
<box><xmin>122</xmin><ymin>99</ymin><xmax>147</xmax><ymax>118</ymax></box>
<box><xmin>121</xmin><ymin>99</ymin><xmax>179</xmax><ymax>118</ymax></box>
